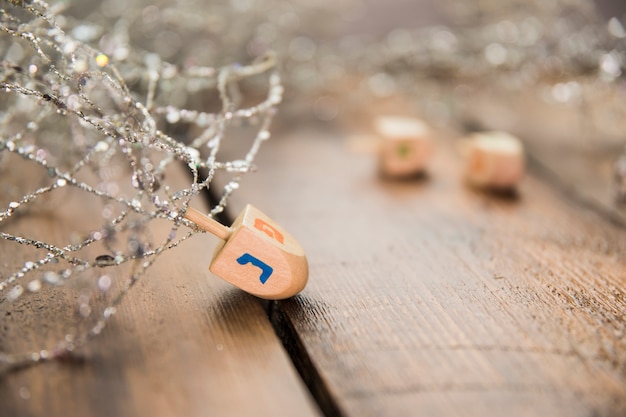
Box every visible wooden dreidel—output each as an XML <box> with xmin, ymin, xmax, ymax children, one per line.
<box><xmin>185</xmin><ymin>205</ymin><xmax>308</xmax><ymax>300</ymax></box>
<box><xmin>462</xmin><ymin>131</ymin><xmax>525</xmax><ymax>190</ymax></box>
<box><xmin>376</xmin><ymin>116</ymin><xmax>434</xmax><ymax>178</ymax></box>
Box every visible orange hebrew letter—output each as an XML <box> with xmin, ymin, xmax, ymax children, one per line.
<box><xmin>254</xmin><ymin>218</ymin><xmax>284</xmax><ymax>244</ymax></box>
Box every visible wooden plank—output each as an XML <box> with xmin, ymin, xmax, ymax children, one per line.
<box><xmin>224</xmin><ymin>126</ymin><xmax>626</xmax><ymax>416</ymax></box>
<box><xmin>0</xmin><ymin>155</ymin><xmax>321</xmax><ymax>417</ymax></box>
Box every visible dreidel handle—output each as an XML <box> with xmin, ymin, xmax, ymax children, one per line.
<box><xmin>185</xmin><ymin>207</ymin><xmax>231</xmax><ymax>241</ymax></box>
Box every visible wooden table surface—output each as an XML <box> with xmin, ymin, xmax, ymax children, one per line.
<box><xmin>2</xmin><ymin>2</ymin><xmax>626</xmax><ymax>415</ymax></box>
<box><xmin>1</xmin><ymin>105</ymin><xmax>625</xmax><ymax>416</ymax></box>
<box><xmin>223</xmin><ymin>122</ymin><xmax>626</xmax><ymax>417</ymax></box>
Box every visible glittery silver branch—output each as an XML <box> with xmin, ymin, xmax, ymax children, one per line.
<box><xmin>2</xmin><ymin>0</ymin><xmax>625</xmax><ymax>372</ymax></box>
<box><xmin>0</xmin><ymin>0</ymin><xmax>282</xmax><ymax>371</ymax></box>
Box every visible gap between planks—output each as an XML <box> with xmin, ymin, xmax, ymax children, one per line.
<box><xmin>199</xmin><ymin>183</ymin><xmax>344</xmax><ymax>417</ymax></box>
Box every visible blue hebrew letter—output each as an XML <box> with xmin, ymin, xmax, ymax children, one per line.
<box><xmin>236</xmin><ymin>253</ymin><xmax>273</xmax><ymax>284</ymax></box>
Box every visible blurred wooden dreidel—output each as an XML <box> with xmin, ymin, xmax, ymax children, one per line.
<box><xmin>185</xmin><ymin>205</ymin><xmax>308</xmax><ymax>300</ymax></box>
<box><xmin>463</xmin><ymin>131</ymin><xmax>525</xmax><ymax>190</ymax></box>
<box><xmin>376</xmin><ymin>116</ymin><xmax>434</xmax><ymax>178</ymax></box>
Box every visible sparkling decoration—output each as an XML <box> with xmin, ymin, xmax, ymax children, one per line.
<box><xmin>1</xmin><ymin>0</ymin><xmax>626</xmax><ymax>372</ymax></box>
<box><xmin>0</xmin><ymin>0</ymin><xmax>282</xmax><ymax>371</ymax></box>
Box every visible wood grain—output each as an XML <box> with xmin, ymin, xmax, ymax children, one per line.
<box><xmin>0</xmin><ymin>155</ymin><xmax>321</xmax><ymax>417</ymax></box>
<box><xmin>224</xmin><ymin>126</ymin><xmax>626</xmax><ymax>417</ymax></box>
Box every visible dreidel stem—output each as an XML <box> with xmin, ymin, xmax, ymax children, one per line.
<box><xmin>185</xmin><ymin>207</ymin><xmax>231</xmax><ymax>241</ymax></box>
